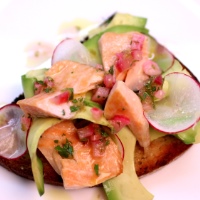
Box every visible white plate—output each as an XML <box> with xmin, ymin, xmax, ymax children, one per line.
<box><xmin>0</xmin><ymin>0</ymin><xmax>200</xmax><ymax>200</ymax></box>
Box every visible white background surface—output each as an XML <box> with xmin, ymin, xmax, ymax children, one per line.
<box><xmin>0</xmin><ymin>0</ymin><xmax>200</xmax><ymax>200</ymax></box>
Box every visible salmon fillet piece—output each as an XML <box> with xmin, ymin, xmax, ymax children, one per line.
<box><xmin>99</xmin><ymin>32</ymin><xmax>136</xmax><ymax>72</ymax></box>
<box><xmin>104</xmin><ymin>81</ymin><xmax>150</xmax><ymax>148</ymax></box>
<box><xmin>45</xmin><ymin>60</ymin><xmax>104</xmax><ymax>94</ymax></box>
<box><xmin>17</xmin><ymin>60</ymin><xmax>104</xmax><ymax>118</ymax></box>
<box><xmin>125</xmin><ymin>59</ymin><xmax>149</xmax><ymax>91</ymax></box>
<box><xmin>17</xmin><ymin>91</ymin><xmax>75</xmax><ymax>118</ymax></box>
<box><xmin>99</xmin><ymin>32</ymin><xmax>133</xmax><ymax>81</ymax></box>
<box><xmin>99</xmin><ymin>32</ymin><xmax>148</xmax><ymax>75</ymax></box>
<box><xmin>99</xmin><ymin>32</ymin><xmax>150</xmax><ymax>89</ymax></box>
<box><xmin>38</xmin><ymin>120</ymin><xmax>123</xmax><ymax>189</ymax></box>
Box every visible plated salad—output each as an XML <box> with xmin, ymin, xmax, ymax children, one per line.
<box><xmin>0</xmin><ymin>13</ymin><xmax>200</xmax><ymax>200</ymax></box>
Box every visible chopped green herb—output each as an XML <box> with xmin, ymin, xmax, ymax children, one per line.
<box><xmin>36</xmin><ymin>80</ymin><xmax>45</xmax><ymax>85</ymax></box>
<box><xmin>55</xmin><ymin>139</ymin><xmax>74</xmax><ymax>158</ymax></box>
<box><xmin>151</xmin><ymin>86</ymin><xmax>157</xmax><ymax>92</ymax></box>
<box><xmin>108</xmin><ymin>66</ymin><xmax>114</xmax><ymax>75</ymax></box>
<box><xmin>105</xmin><ymin>139</ymin><xmax>110</xmax><ymax>146</ymax></box>
<box><xmin>94</xmin><ymin>164</ymin><xmax>99</xmax><ymax>176</ymax></box>
<box><xmin>141</xmin><ymin>92</ymin><xmax>149</xmax><ymax>101</ymax></box>
<box><xmin>138</xmin><ymin>76</ymin><xmax>163</xmax><ymax>108</ymax></box>
<box><xmin>70</xmin><ymin>97</ymin><xmax>86</xmax><ymax>112</ymax></box>
<box><xmin>70</xmin><ymin>106</ymin><xmax>80</xmax><ymax>112</ymax></box>
<box><xmin>62</xmin><ymin>88</ymin><xmax>74</xmax><ymax>100</ymax></box>
<box><xmin>44</xmin><ymin>87</ymin><xmax>52</xmax><ymax>93</ymax></box>
<box><xmin>78</xmin><ymin>97</ymin><xmax>84</xmax><ymax>102</ymax></box>
<box><xmin>101</xmin><ymin>130</ymin><xmax>109</xmax><ymax>137</ymax></box>
<box><xmin>54</xmin><ymin>140</ymin><xmax>59</xmax><ymax>143</ymax></box>
<box><xmin>72</xmin><ymin>99</ymin><xmax>78</xmax><ymax>103</ymax></box>
<box><xmin>83</xmin><ymin>99</ymin><xmax>102</xmax><ymax>109</ymax></box>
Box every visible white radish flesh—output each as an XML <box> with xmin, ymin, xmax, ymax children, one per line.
<box><xmin>0</xmin><ymin>104</ymin><xmax>27</xmax><ymax>159</ymax></box>
<box><xmin>144</xmin><ymin>73</ymin><xmax>200</xmax><ymax>133</ymax></box>
<box><xmin>51</xmin><ymin>38</ymin><xmax>96</xmax><ymax>66</ymax></box>
<box><xmin>110</xmin><ymin>134</ymin><xmax>124</xmax><ymax>160</ymax></box>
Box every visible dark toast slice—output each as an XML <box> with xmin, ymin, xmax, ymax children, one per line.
<box><xmin>0</xmin><ymin>35</ymin><xmax>196</xmax><ymax>188</ymax></box>
<box><xmin>134</xmin><ymin>135</ymin><xmax>191</xmax><ymax>177</ymax></box>
<box><xmin>0</xmin><ymin>135</ymin><xmax>191</xmax><ymax>185</ymax></box>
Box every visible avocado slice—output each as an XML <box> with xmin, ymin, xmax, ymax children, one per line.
<box><xmin>149</xmin><ymin>120</ymin><xmax>200</xmax><ymax>144</ymax></box>
<box><xmin>73</xmin><ymin>106</ymin><xmax>112</xmax><ymax>128</ymax></box>
<box><xmin>27</xmin><ymin>107</ymin><xmax>112</xmax><ymax>196</ymax></box>
<box><xmin>103</xmin><ymin>127</ymin><xmax>153</xmax><ymax>200</ymax></box>
<box><xmin>176</xmin><ymin>121</ymin><xmax>200</xmax><ymax>144</ymax></box>
<box><xmin>83</xmin><ymin>25</ymin><xmax>149</xmax><ymax>64</ymax></box>
<box><xmin>27</xmin><ymin>118</ymin><xmax>61</xmax><ymax>195</ymax></box>
<box><xmin>107</xmin><ymin>13</ymin><xmax>147</xmax><ymax>28</ymax></box>
<box><xmin>162</xmin><ymin>59</ymin><xmax>191</xmax><ymax>77</ymax></box>
<box><xmin>21</xmin><ymin>68</ymin><xmax>48</xmax><ymax>98</ymax></box>
<box><xmin>89</xmin><ymin>13</ymin><xmax>147</xmax><ymax>38</ymax></box>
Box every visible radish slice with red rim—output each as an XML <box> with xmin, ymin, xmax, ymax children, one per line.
<box><xmin>110</xmin><ymin>134</ymin><xmax>124</xmax><ymax>160</ymax></box>
<box><xmin>149</xmin><ymin>37</ymin><xmax>174</xmax><ymax>72</ymax></box>
<box><xmin>144</xmin><ymin>72</ymin><xmax>200</xmax><ymax>133</ymax></box>
<box><xmin>51</xmin><ymin>38</ymin><xmax>97</xmax><ymax>66</ymax></box>
<box><xmin>0</xmin><ymin>104</ymin><xmax>28</xmax><ymax>159</ymax></box>
<box><xmin>153</xmin><ymin>44</ymin><xmax>174</xmax><ymax>72</ymax></box>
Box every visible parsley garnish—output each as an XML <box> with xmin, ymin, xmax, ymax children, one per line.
<box><xmin>105</xmin><ymin>139</ymin><xmax>110</xmax><ymax>146</ymax></box>
<box><xmin>54</xmin><ymin>140</ymin><xmax>59</xmax><ymax>143</ymax></box>
<box><xmin>70</xmin><ymin>97</ymin><xmax>84</xmax><ymax>112</ymax></box>
<box><xmin>62</xmin><ymin>88</ymin><xmax>74</xmax><ymax>100</ymax></box>
<box><xmin>55</xmin><ymin>139</ymin><xmax>74</xmax><ymax>158</ymax></box>
<box><xmin>44</xmin><ymin>87</ymin><xmax>52</xmax><ymax>93</ymax></box>
<box><xmin>70</xmin><ymin>105</ymin><xmax>80</xmax><ymax>112</ymax></box>
<box><xmin>101</xmin><ymin>130</ymin><xmax>109</xmax><ymax>137</ymax></box>
<box><xmin>139</xmin><ymin>77</ymin><xmax>160</xmax><ymax>107</ymax></box>
<box><xmin>83</xmin><ymin>99</ymin><xmax>102</xmax><ymax>109</ymax></box>
<box><xmin>108</xmin><ymin>66</ymin><xmax>114</xmax><ymax>75</ymax></box>
<box><xmin>36</xmin><ymin>80</ymin><xmax>45</xmax><ymax>85</ymax></box>
<box><xmin>94</xmin><ymin>164</ymin><xmax>99</xmax><ymax>176</ymax></box>
<box><xmin>72</xmin><ymin>99</ymin><xmax>78</xmax><ymax>103</ymax></box>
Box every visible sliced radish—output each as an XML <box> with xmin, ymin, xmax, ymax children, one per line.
<box><xmin>144</xmin><ymin>73</ymin><xmax>200</xmax><ymax>133</ymax></box>
<box><xmin>51</xmin><ymin>38</ymin><xmax>96</xmax><ymax>66</ymax></box>
<box><xmin>153</xmin><ymin>44</ymin><xmax>174</xmax><ymax>72</ymax></box>
<box><xmin>149</xmin><ymin>37</ymin><xmax>174</xmax><ymax>72</ymax></box>
<box><xmin>0</xmin><ymin>104</ymin><xmax>28</xmax><ymax>159</ymax></box>
<box><xmin>111</xmin><ymin>134</ymin><xmax>124</xmax><ymax>160</ymax></box>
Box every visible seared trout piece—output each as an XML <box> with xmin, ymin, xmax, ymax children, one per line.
<box><xmin>38</xmin><ymin>120</ymin><xmax>123</xmax><ymax>189</ymax></box>
<box><xmin>99</xmin><ymin>31</ymin><xmax>149</xmax><ymax>89</ymax></box>
<box><xmin>17</xmin><ymin>60</ymin><xmax>104</xmax><ymax>118</ymax></box>
<box><xmin>104</xmin><ymin>81</ymin><xmax>150</xmax><ymax>148</ymax></box>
